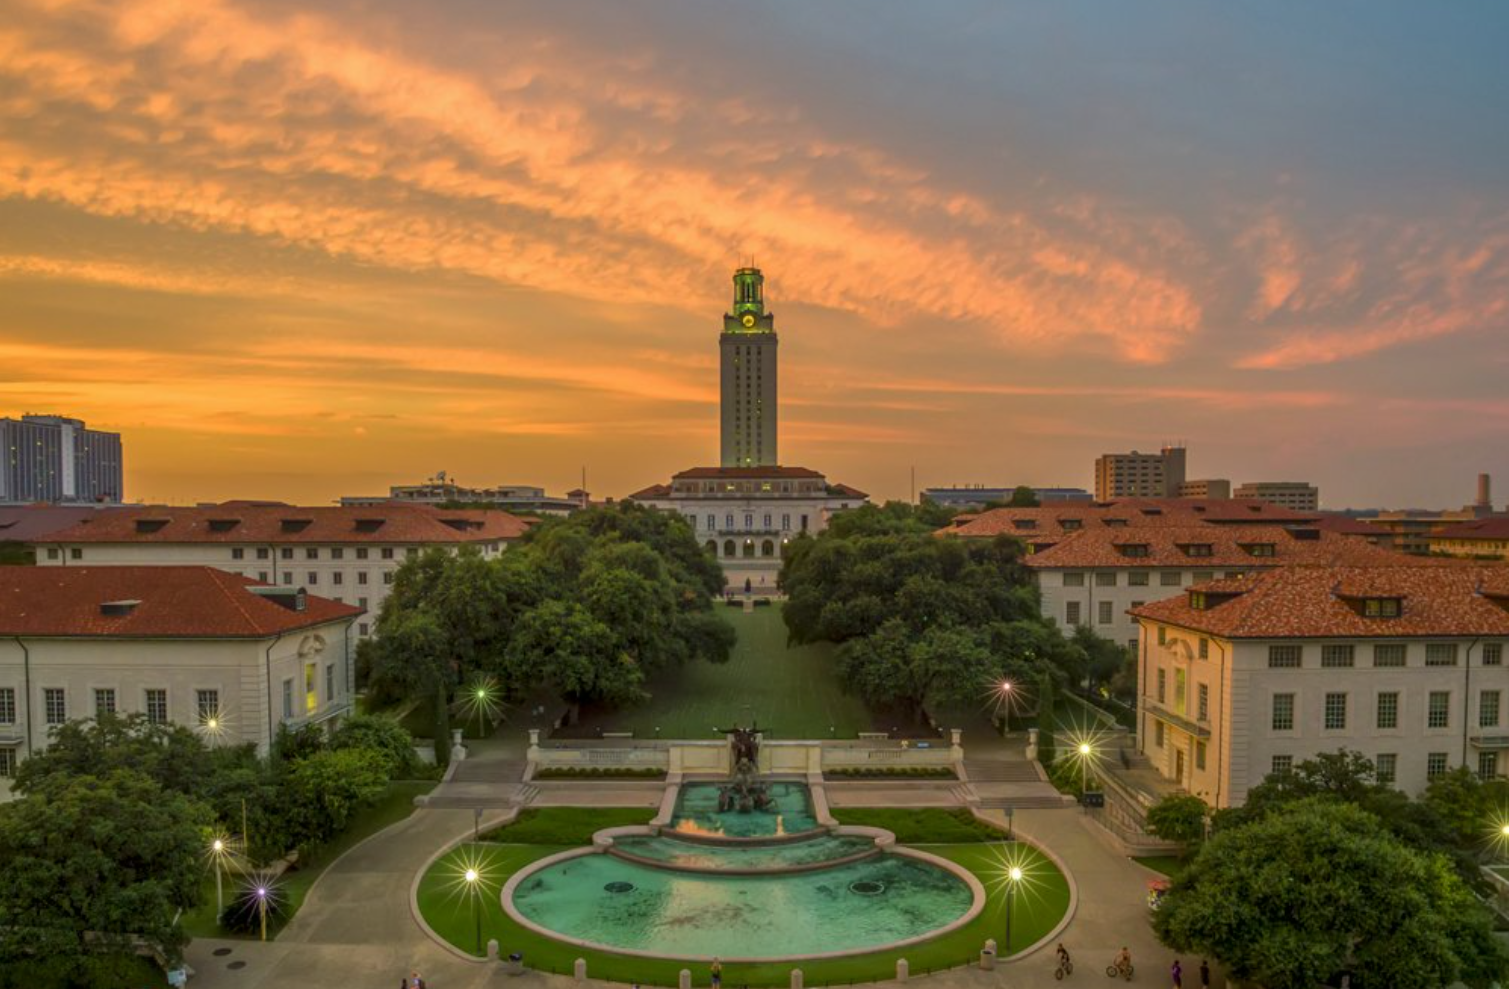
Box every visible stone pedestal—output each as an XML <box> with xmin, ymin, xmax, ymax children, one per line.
<box><xmin>679</xmin><ymin>970</ymin><xmax>692</xmax><ymax>989</ymax></box>
<box><xmin>486</xmin><ymin>939</ymin><xmax>499</xmax><ymax>961</ymax></box>
<box><xmin>574</xmin><ymin>958</ymin><xmax>587</xmax><ymax>982</ymax></box>
<box><xmin>980</xmin><ymin>939</ymin><xmax>997</xmax><ymax>971</ymax></box>
<box><xmin>895</xmin><ymin>959</ymin><xmax>909</xmax><ymax>982</ymax></box>
<box><xmin>790</xmin><ymin>969</ymin><xmax>803</xmax><ymax>989</ymax></box>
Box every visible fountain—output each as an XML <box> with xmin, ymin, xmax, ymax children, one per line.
<box><xmin>717</xmin><ymin>724</ymin><xmax>775</xmax><ymax>814</ymax></box>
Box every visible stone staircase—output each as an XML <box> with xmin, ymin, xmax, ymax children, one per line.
<box><xmin>974</xmin><ymin>793</ymin><xmax>1072</xmax><ymax>810</ymax></box>
<box><xmin>423</xmin><ymin>782</ymin><xmax>538</xmax><ymax>810</ymax></box>
<box><xmin>962</xmin><ymin>759</ymin><xmax>1042</xmax><ymax>783</ymax></box>
<box><xmin>448</xmin><ymin>757</ymin><xmax>527</xmax><ymax>784</ymax></box>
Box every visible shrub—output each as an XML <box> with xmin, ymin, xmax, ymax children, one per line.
<box><xmin>330</xmin><ymin>713</ymin><xmax>417</xmax><ymax>778</ymax></box>
<box><xmin>219</xmin><ymin>884</ymin><xmax>287</xmax><ymax>935</ymax></box>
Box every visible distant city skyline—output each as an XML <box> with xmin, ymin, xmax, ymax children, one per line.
<box><xmin>2</xmin><ymin>1</ymin><xmax>1507</xmax><ymax>508</ymax></box>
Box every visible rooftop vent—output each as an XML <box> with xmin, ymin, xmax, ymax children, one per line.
<box><xmin>134</xmin><ymin>519</ymin><xmax>170</xmax><ymax>533</ymax></box>
<box><xmin>353</xmin><ymin>519</ymin><xmax>385</xmax><ymax>533</ymax></box>
<box><xmin>207</xmin><ymin>518</ymin><xmax>241</xmax><ymax>532</ymax></box>
<box><xmin>99</xmin><ymin>599</ymin><xmax>140</xmax><ymax>617</ymax></box>
<box><xmin>249</xmin><ymin>586</ymin><xmax>307</xmax><ymax>612</ymax></box>
<box><xmin>280</xmin><ymin>519</ymin><xmax>313</xmax><ymax>533</ymax></box>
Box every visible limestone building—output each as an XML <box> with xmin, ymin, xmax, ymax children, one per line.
<box><xmin>720</xmin><ymin>267</ymin><xmax>779</xmax><ymax>467</ymax></box>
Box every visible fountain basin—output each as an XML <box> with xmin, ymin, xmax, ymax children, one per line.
<box><xmin>668</xmin><ymin>780</ymin><xmax>821</xmax><ymax>840</ymax></box>
<box><xmin>608</xmin><ymin>833</ymin><xmax>879</xmax><ymax>874</ymax></box>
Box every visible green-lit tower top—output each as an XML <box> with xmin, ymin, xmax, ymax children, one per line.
<box><xmin>724</xmin><ymin>266</ymin><xmax>775</xmax><ymax>334</ymax></box>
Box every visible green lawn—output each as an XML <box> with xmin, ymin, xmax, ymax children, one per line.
<box><xmin>832</xmin><ymin>808</ymin><xmax>1005</xmax><ymax>844</ymax></box>
<box><xmin>563</xmin><ymin>607</ymin><xmax>873</xmax><ymax>739</ymax></box>
<box><xmin>180</xmin><ymin>779</ymin><xmax>436</xmax><ymax>940</ymax></box>
<box><xmin>418</xmin><ymin>811</ymin><xmax>1070</xmax><ymax>986</ymax></box>
<box><xmin>479</xmin><ymin>807</ymin><xmax>657</xmax><ymax>845</ymax></box>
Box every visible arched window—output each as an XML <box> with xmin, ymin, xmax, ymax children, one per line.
<box><xmin>723</xmin><ymin>540</ymin><xmax>736</xmax><ymax>558</ymax></box>
<box><xmin>761</xmin><ymin>539</ymin><xmax>775</xmax><ymax>557</ymax></box>
<box><xmin>705</xmin><ymin>540</ymin><xmax>717</xmax><ymax>555</ymax></box>
<box><xmin>742</xmin><ymin>539</ymin><xmax>755</xmax><ymax>558</ymax></box>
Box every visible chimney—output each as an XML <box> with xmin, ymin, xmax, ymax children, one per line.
<box><xmin>1477</xmin><ymin>473</ymin><xmax>1492</xmax><ymax>509</ymax></box>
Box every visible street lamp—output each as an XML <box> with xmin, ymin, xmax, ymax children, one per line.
<box><xmin>998</xmin><ymin>681</ymin><xmax>1014</xmax><ymax>733</ymax></box>
<box><xmin>465</xmin><ymin>867</ymin><xmax>482</xmax><ymax>955</ymax></box>
<box><xmin>211</xmin><ymin>838</ymin><xmax>226</xmax><ymax>918</ymax></box>
<box><xmin>255</xmin><ymin>886</ymin><xmax>268</xmax><ymax>942</ymax></box>
<box><xmin>1004</xmin><ymin>865</ymin><xmax>1023</xmax><ymax>955</ymax></box>
<box><xmin>1078</xmin><ymin>742</ymin><xmax>1093</xmax><ymax>796</ymax></box>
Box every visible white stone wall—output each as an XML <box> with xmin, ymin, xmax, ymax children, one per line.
<box><xmin>1039</xmin><ymin>567</ymin><xmax>1242</xmax><ymax>651</ymax></box>
<box><xmin>0</xmin><ymin>618</ymin><xmax>356</xmax><ymax>795</ymax></box>
<box><xmin>1137</xmin><ymin>620</ymin><xmax>1509</xmax><ymax>806</ymax></box>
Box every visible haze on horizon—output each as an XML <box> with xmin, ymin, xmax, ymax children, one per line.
<box><xmin>2</xmin><ymin>0</ymin><xmax>1507</xmax><ymax>510</ymax></box>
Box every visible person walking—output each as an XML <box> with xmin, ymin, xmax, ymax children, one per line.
<box><xmin>711</xmin><ymin>958</ymin><xmax>723</xmax><ymax>989</ymax></box>
<box><xmin>1171</xmin><ymin>958</ymin><xmax>1183</xmax><ymax>988</ymax></box>
<box><xmin>1199</xmin><ymin>959</ymin><xmax>1210</xmax><ymax>988</ymax></box>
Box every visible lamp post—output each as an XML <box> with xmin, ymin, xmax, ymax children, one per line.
<box><xmin>465</xmin><ymin>868</ymin><xmax>482</xmax><ymax>955</ymax></box>
<box><xmin>211</xmin><ymin>839</ymin><xmax>226</xmax><ymax>918</ymax></box>
<box><xmin>1004</xmin><ymin>866</ymin><xmax>1023</xmax><ymax>956</ymax></box>
<box><xmin>998</xmin><ymin>681</ymin><xmax>1013</xmax><ymax>734</ymax></box>
<box><xmin>1078</xmin><ymin>741</ymin><xmax>1093</xmax><ymax>796</ymax></box>
<box><xmin>255</xmin><ymin>886</ymin><xmax>268</xmax><ymax>942</ymax></box>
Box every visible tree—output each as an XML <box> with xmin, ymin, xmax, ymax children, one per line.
<box><xmin>0</xmin><ymin>770</ymin><xmax>211</xmax><ymax>983</ymax></box>
<box><xmin>1146</xmin><ymin>793</ymin><xmax>1208</xmax><ymax>851</ymax></box>
<box><xmin>1035</xmin><ymin>673</ymin><xmax>1056</xmax><ymax>766</ymax></box>
<box><xmin>1070</xmin><ymin>625</ymin><xmax>1129</xmax><ymax>694</ymax></box>
<box><xmin>330</xmin><ymin>713</ymin><xmax>417</xmax><ymax>778</ymax></box>
<box><xmin>837</xmin><ymin>621</ymin><xmax>1000</xmax><ymax>723</ymax></box>
<box><xmin>1007</xmin><ymin>485</ymin><xmax>1039</xmax><ymax>507</ymax></box>
<box><xmin>1423</xmin><ymin>767</ymin><xmax>1509</xmax><ymax>850</ymax></box>
<box><xmin>368</xmin><ymin>609</ymin><xmax>456</xmax><ymax>767</ymax></box>
<box><xmin>12</xmin><ymin>712</ymin><xmax>210</xmax><ymax>797</ymax></box>
<box><xmin>277</xmin><ymin>748</ymin><xmax>389</xmax><ymax>854</ymax></box>
<box><xmin>505</xmin><ymin>598</ymin><xmax>637</xmax><ymax>706</ymax></box>
<box><xmin>1155</xmin><ymin>798</ymin><xmax>1508</xmax><ymax>989</ymax></box>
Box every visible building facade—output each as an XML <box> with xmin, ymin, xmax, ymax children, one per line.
<box><xmin>31</xmin><ymin>503</ymin><xmax>528</xmax><ymax>638</ymax></box>
<box><xmin>1175</xmin><ymin>479</ymin><xmax>1231</xmax><ymax>500</ymax></box>
<box><xmin>340</xmin><ymin>476</ymin><xmax>583</xmax><ymax>516</ymax></box>
<box><xmin>1430</xmin><ymin>517</ymin><xmax>1509</xmax><ymax>560</ymax></box>
<box><xmin>1</xmin><ymin>414</ymin><xmax>124</xmax><ymax>504</ymax></box>
<box><xmin>1233</xmin><ymin>481</ymin><xmax>1320</xmax><ymax>512</ymax></box>
<box><xmin>1129</xmin><ymin>564</ymin><xmax>1509</xmax><ymax>807</ymax></box>
<box><xmin>0</xmin><ymin>567</ymin><xmax>360</xmax><ymax>797</ymax></box>
<box><xmin>720</xmin><ymin>267</ymin><xmax>778</xmax><ymax>468</ymax></box>
<box><xmin>1094</xmin><ymin>446</ymin><xmax>1186</xmax><ymax>500</ymax></box>
<box><xmin>628</xmin><ymin>466</ymin><xmax>866</xmax><ymax>591</ymax></box>
<box><xmin>922</xmin><ymin>486</ymin><xmax>1092</xmax><ymax>510</ymax></box>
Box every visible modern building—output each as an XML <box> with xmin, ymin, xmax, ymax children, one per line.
<box><xmin>1129</xmin><ymin>564</ymin><xmax>1509</xmax><ymax>807</ymax></box>
<box><xmin>0</xmin><ymin>566</ymin><xmax>361</xmax><ymax>797</ymax></box>
<box><xmin>1094</xmin><ymin>446</ymin><xmax>1186</xmax><ymax>500</ymax></box>
<box><xmin>628</xmin><ymin>467</ymin><xmax>866</xmax><ymax>592</ymax></box>
<box><xmin>1430</xmin><ymin>517</ymin><xmax>1509</xmax><ymax>560</ymax></box>
<box><xmin>0</xmin><ymin>414</ymin><xmax>123</xmax><ymax>505</ymax></box>
<box><xmin>31</xmin><ymin>503</ymin><xmax>529</xmax><ymax>638</ymax></box>
<box><xmin>721</xmin><ymin>267</ymin><xmax>778</xmax><ymax>468</ymax></box>
<box><xmin>1023</xmin><ymin>523</ymin><xmax>1423</xmax><ymax>653</ymax></box>
<box><xmin>1233</xmin><ymin>481</ymin><xmax>1320</xmax><ymax>512</ymax></box>
<box><xmin>1359</xmin><ymin>510</ymin><xmax>1480</xmax><ymax>555</ymax></box>
<box><xmin>340</xmin><ymin>475</ymin><xmax>583</xmax><ymax>516</ymax></box>
<box><xmin>921</xmin><ymin>486</ymin><xmax>1093</xmax><ymax>510</ymax></box>
<box><xmin>1175</xmin><ymin>479</ymin><xmax>1231</xmax><ymax>500</ymax></box>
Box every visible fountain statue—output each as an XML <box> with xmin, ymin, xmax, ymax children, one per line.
<box><xmin>716</xmin><ymin>723</ymin><xmax>775</xmax><ymax>814</ymax></box>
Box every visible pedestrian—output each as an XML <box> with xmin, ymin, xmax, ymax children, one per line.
<box><xmin>1200</xmin><ymin>959</ymin><xmax>1210</xmax><ymax>989</ymax></box>
<box><xmin>1171</xmin><ymin>958</ymin><xmax>1182</xmax><ymax>988</ymax></box>
<box><xmin>711</xmin><ymin>957</ymin><xmax>723</xmax><ymax>989</ymax></box>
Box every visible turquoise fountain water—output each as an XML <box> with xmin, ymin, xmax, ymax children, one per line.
<box><xmin>504</xmin><ymin>779</ymin><xmax>981</xmax><ymax>961</ymax></box>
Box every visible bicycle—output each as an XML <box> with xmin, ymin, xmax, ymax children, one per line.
<box><xmin>1055</xmin><ymin>956</ymin><xmax>1074</xmax><ymax>980</ymax></box>
<box><xmin>1105</xmin><ymin>958</ymin><xmax>1133</xmax><ymax>980</ymax></box>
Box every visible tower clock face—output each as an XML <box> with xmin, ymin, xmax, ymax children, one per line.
<box><xmin>741</xmin><ymin>313</ymin><xmax>756</xmax><ymax>328</ymax></box>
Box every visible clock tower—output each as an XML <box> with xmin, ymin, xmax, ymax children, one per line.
<box><xmin>719</xmin><ymin>267</ymin><xmax>779</xmax><ymax>467</ymax></box>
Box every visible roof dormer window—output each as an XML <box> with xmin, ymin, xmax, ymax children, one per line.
<box><xmin>1363</xmin><ymin>597</ymin><xmax>1403</xmax><ymax>618</ymax></box>
<box><xmin>1103</xmin><ymin>518</ymin><xmax>1128</xmax><ymax>528</ymax></box>
<box><xmin>1241</xmin><ymin>543</ymin><xmax>1276</xmax><ymax>557</ymax></box>
<box><xmin>207</xmin><ymin>518</ymin><xmax>241</xmax><ymax>532</ymax></box>
<box><xmin>1012</xmin><ymin>519</ymin><xmax>1037</xmax><ymax>530</ymax></box>
<box><xmin>1180</xmin><ymin>543</ymin><xmax>1214</xmax><ymax>557</ymax></box>
<box><xmin>1061</xmin><ymin>519</ymin><xmax>1082</xmax><ymax>531</ymax></box>
<box><xmin>1117</xmin><ymin>543</ymin><xmax>1150</xmax><ymax>558</ymax></box>
<box><xmin>280</xmin><ymin>519</ymin><xmax>313</xmax><ymax>533</ymax></box>
<box><xmin>134</xmin><ymin>519</ymin><xmax>169</xmax><ymax>533</ymax></box>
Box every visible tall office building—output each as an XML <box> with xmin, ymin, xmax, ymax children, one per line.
<box><xmin>1094</xmin><ymin>445</ymin><xmax>1186</xmax><ymax>500</ymax></box>
<box><xmin>0</xmin><ymin>415</ymin><xmax>123</xmax><ymax>504</ymax></box>
<box><xmin>720</xmin><ymin>267</ymin><xmax>778</xmax><ymax>467</ymax></box>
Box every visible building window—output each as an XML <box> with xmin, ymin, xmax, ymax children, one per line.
<box><xmin>1425</xmin><ymin>643</ymin><xmax>1459</xmax><ymax>667</ymax></box>
<box><xmin>1271</xmin><ymin>755</ymin><xmax>1293</xmax><ymax>776</ymax></box>
<box><xmin>1324</xmin><ymin>692</ymin><xmax>1347</xmax><ymax>730</ymax></box>
<box><xmin>1095</xmin><ymin>572</ymin><xmax>1116</xmax><ymax>587</ymax></box>
<box><xmin>1479</xmin><ymin>751</ymin><xmax>1498</xmax><ymax>781</ymax></box>
<box><xmin>232</xmin><ymin>548</ymin><xmax>245</xmax><ymax>560</ymax></box>
<box><xmin>1198</xmin><ymin>637</ymin><xmax>1209</xmax><ymax>659</ymax></box>
<box><xmin>281</xmin><ymin>547</ymin><xmax>293</xmax><ymax>560</ymax></box>
<box><xmin>257</xmin><ymin>548</ymin><xmax>270</xmax><ymax>560</ymax></box>
<box><xmin>357</xmin><ymin>571</ymin><xmax>368</xmax><ymax>585</ymax></box>
<box><xmin>1376</xmin><ymin>692</ymin><xmax>1399</xmax><ymax>730</ymax></box>
<box><xmin>1427</xmin><ymin>752</ymin><xmax>1449</xmax><ymax>780</ymax></box>
<box><xmin>1157</xmin><ymin>668</ymin><xmax>1167</xmax><ymax>704</ymax></box>
<box><xmin>1268</xmin><ymin>645</ymin><xmax>1302</xmax><ymax>668</ymax></box>
<box><xmin>306</xmin><ymin>548</ymin><xmax>319</xmax><ymax>560</ymax></box>
<box><xmin>1128</xmin><ymin>572</ymin><xmax>1149</xmax><ymax>586</ymax></box>
<box><xmin>282</xmin><ymin>679</ymin><xmax>293</xmax><ymax>720</ymax></box>
<box><xmin>0</xmin><ymin>688</ymin><xmax>12</xmax><ymax>724</ymax></box>
<box><xmin>70</xmin><ymin>548</ymin><xmax>82</xmax><ymax>560</ymax></box>
<box><xmin>305</xmin><ymin>663</ymin><xmax>318</xmax><ymax>714</ymax></box>
<box><xmin>1160</xmin><ymin>572</ymin><xmax>1182</xmax><ymax>587</ymax></box>
<box><xmin>307</xmin><ymin>572</ymin><xmax>318</xmax><ymax>585</ymax></box>
<box><xmin>358</xmin><ymin>622</ymin><xmax>370</xmax><ymax>636</ymax></box>
<box><xmin>1154</xmin><ymin>721</ymin><xmax>1164</xmax><ymax>748</ymax></box>
<box><xmin>46</xmin><ymin>547</ymin><xmax>58</xmax><ymax>560</ymax></box>
<box><xmin>258</xmin><ymin>571</ymin><xmax>269</xmax><ymax>583</ymax></box>
<box><xmin>1373</xmin><ymin>644</ymin><xmax>1406</xmax><ymax>668</ymax></box>
<box><xmin>1427</xmin><ymin>691</ymin><xmax>1450</xmax><ymax>729</ymax></box>
<box><xmin>1098</xmin><ymin>600</ymin><xmax>1113</xmax><ymax>625</ymax></box>
<box><xmin>1363</xmin><ymin>598</ymin><xmax>1402</xmax><ymax>618</ymax></box>
<box><xmin>1485</xmin><ymin>643</ymin><xmax>1504</xmax><ymax>667</ymax></box>
<box><xmin>332</xmin><ymin>571</ymin><xmax>343</xmax><ymax>585</ymax></box>
<box><xmin>1197</xmin><ymin>683</ymin><xmax>1209</xmax><ymax>722</ymax></box>
<box><xmin>44</xmin><ymin>688</ymin><xmax>66</xmax><ymax>725</ymax></box>
<box><xmin>405</xmin><ymin>547</ymin><xmax>418</xmax><ymax>559</ymax></box>
<box><xmin>383</xmin><ymin>572</ymin><xmax>394</xmax><ymax>585</ymax></box>
<box><xmin>196</xmin><ymin>689</ymin><xmax>219</xmax><ymax>724</ymax></box>
<box><xmin>0</xmin><ymin>746</ymin><xmax>14</xmax><ymax>778</ymax></box>
<box><xmin>381</xmin><ymin>548</ymin><xmax>394</xmax><ymax>560</ymax></box>
<box><xmin>1272</xmin><ymin>693</ymin><xmax>1295</xmax><ymax>731</ymax></box>
<box><xmin>356</xmin><ymin>548</ymin><xmax>369</xmax><ymax>560</ymax></box>
<box><xmin>1157</xmin><ymin>626</ymin><xmax>1167</xmax><ymax>646</ymax></box>
<box><xmin>1321</xmin><ymin>645</ymin><xmax>1355</xmax><ymax>668</ymax></box>
<box><xmin>1481</xmin><ymin>690</ymin><xmax>1501</xmax><ymax>729</ymax></box>
<box><xmin>1066</xmin><ymin>601</ymin><xmax>1081</xmax><ymax>625</ymax></box>
<box><xmin>331</xmin><ymin>548</ymin><xmax>344</xmax><ymax>560</ymax></box>
<box><xmin>94</xmin><ymin>688</ymin><xmax>116</xmax><ymax>718</ymax></box>
<box><xmin>1195</xmin><ymin>741</ymin><xmax>1206</xmax><ymax>771</ymax></box>
<box><xmin>1064</xmin><ymin>573</ymin><xmax>1085</xmax><ymax>588</ymax></box>
<box><xmin>1376</xmin><ymin>753</ymin><xmax>1397</xmax><ymax>785</ymax></box>
<box><xmin>326</xmin><ymin>664</ymin><xmax>337</xmax><ymax>704</ymax></box>
<box><xmin>145</xmin><ymin>689</ymin><xmax>167</xmax><ymax>724</ymax></box>
<box><xmin>282</xmin><ymin>572</ymin><xmax>293</xmax><ymax>585</ymax></box>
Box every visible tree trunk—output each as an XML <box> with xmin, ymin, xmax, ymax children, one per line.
<box><xmin>433</xmin><ymin>681</ymin><xmax>452</xmax><ymax>770</ymax></box>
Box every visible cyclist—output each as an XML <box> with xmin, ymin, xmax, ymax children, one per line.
<box><xmin>1056</xmin><ymin>943</ymin><xmax>1071</xmax><ymax>968</ymax></box>
<box><xmin>1115</xmin><ymin>946</ymin><xmax>1132</xmax><ymax>975</ymax></box>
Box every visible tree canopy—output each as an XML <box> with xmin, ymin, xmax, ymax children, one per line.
<box><xmin>1155</xmin><ymin>797</ymin><xmax>1507</xmax><ymax>989</ymax></box>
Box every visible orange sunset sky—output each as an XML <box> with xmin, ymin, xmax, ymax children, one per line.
<box><xmin>2</xmin><ymin>0</ymin><xmax>1507</xmax><ymax>508</ymax></box>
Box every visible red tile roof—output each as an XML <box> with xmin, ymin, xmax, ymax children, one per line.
<box><xmin>34</xmin><ymin>503</ymin><xmax>529</xmax><ymax>545</ymax></box>
<box><xmin>946</xmin><ymin>498</ymin><xmax>1316</xmax><ymax>539</ymax></box>
<box><xmin>0</xmin><ymin>505</ymin><xmax>122</xmax><ymax>543</ymax></box>
<box><xmin>1019</xmin><ymin>524</ymin><xmax>1425</xmax><ymax>570</ymax></box>
<box><xmin>1307</xmin><ymin>514</ymin><xmax>1386</xmax><ymax>537</ymax></box>
<box><xmin>1129</xmin><ymin>564</ymin><xmax>1509</xmax><ymax>639</ymax></box>
<box><xmin>828</xmin><ymin>483</ymin><xmax>870</xmax><ymax>499</ymax></box>
<box><xmin>1432</xmin><ymin>517</ymin><xmax>1509</xmax><ymax>541</ymax></box>
<box><xmin>671</xmin><ymin>466</ymin><xmax>827</xmax><ymax>480</ymax></box>
<box><xmin>0</xmin><ymin>566</ymin><xmax>361</xmax><ymax>638</ymax></box>
<box><xmin>626</xmin><ymin>483</ymin><xmax>672</xmax><ymax>500</ymax></box>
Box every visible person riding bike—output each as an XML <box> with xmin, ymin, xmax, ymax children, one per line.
<box><xmin>1114</xmin><ymin>947</ymin><xmax>1132</xmax><ymax>975</ymax></box>
<box><xmin>1056</xmin><ymin>943</ymin><xmax>1071</xmax><ymax>967</ymax></box>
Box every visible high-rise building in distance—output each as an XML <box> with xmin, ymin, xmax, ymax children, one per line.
<box><xmin>1094</xmin><ymin>445</ymin><xmax>1186</xmax><ymax>499</ymax></box>
<box><xmin>720</xmin><ymin>267</ymin><xmax>778</xmax><ymax>467</ymax></box>
<box><xmin>0</xmin><ymin>414</ymin><xmax>123</xmax><ymax>504</ymax></box>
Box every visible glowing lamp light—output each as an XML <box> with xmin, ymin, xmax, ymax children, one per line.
<box><xmin>212</xmin><ymin>839</ymin><xmax>225</xmax><ymax>853</ymax></box>
<box><xmin>256</xmin><ymin>887</ymin><xmax>267</xmax><ymax>898</ymax></box>
<box><xmin>1008</xmin><ymin>866</ymin><xmax>1023</xmax><ymax>882</ymax></box>
<box><xmin>464</xmin><ymin>868</ymin><xmax>479</xmax><ymax>884</ymax></box>
<box><xmin>1079</xmin><ymin>742</ymin><xmax>1092</xmax><ymax>756</ymax></box>
<box><xmin>1501</xmin><ymin>823</ymin><xmax>1509</xmax><ymax>838</ymax></box>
